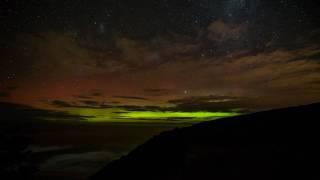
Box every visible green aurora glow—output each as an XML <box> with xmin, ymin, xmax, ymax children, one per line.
<box><xmin>66</xmin><ymin>108</ymin><xmax>240</xmax><ymax>123</ymax></box>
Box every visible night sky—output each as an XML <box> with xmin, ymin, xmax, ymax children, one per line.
<box><xmin>1</xmin><ymin>0</ymin><xmax>320</xmax><ymax>123</ymax></box>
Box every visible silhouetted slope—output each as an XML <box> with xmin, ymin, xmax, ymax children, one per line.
<box><xmin>0</xmin><ymin>134</ymin><xmax>37</xmax><ymax>179</ymax></box>
<box><xmin>92</xmin><ymin>103</ymin><xmax>320</xmax><ymax>180</ymax></box>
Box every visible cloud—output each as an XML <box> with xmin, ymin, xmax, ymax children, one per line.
<box><xmin>5</xmin><ymin>21</ymin><xmax>320</xmax><ymax>112</ymax></box>
<box><xmin>0</xmin><ymin>86</ymin><xmax>18</xmax><ymax>98</ymax></box>
<box><xmin>51</xmin><ymin>100</ymin><xmax>110</xmax><ymax>109</ymax></box>
<box><xmin>168</xmin><ymin>95</ymin><xmax>255</xmax><ymax>112</ymax></box>
<box><xmin>79</xmin><ymin>100</ymin><xmax>111</xmax><ymax>108</ymax></box>
<box><xmin>207</xmin><ymin>20</ymin><xmax>248</xmax><ymax>43</ymax></box>
<box><xmin>6</xmin><ymin>86</ymin><xmax>18</xmax><ymax>91</ymax></box>
<box><xmin>73</xmin><ymin>91</ymin><xmax>104</xmax><ymax>100</ymax></box>
<box><xmin>143</xmin><ymin>88</ymin><xmax>172</xmax><ymax>96</ymax></box>
<box><xmin>0</xmin><ymin>92</ymin><xmax>9</xmax><ymax>98</ymax></box>
<box><xmin>12</xmin><ymin>32</ymin><xmax>198</xmax><ymax>79</ymax></box>
<box><xmin>74</xmin><ymin>95</ymin><xmax>93</xmax><ymax>99</ymax></box>
<box><xmin>116</xmin><ymin>38</ymin><xmax>162</xmax><ymax>68</ymax></box>
<box><xmin>28</xmin><ymin>146</ymin><xmax>73</xmax><ymax>153</ymax></box>
<box><xmin>13</xmin><ymin>32</ymin><xmax>127</xmax><ymax>78</ymax></box>
<box><xmin>51</xmin><ymin>100</ymin><xmax>74</xmax><ymax>108</ymax></box>
<box><xmin>113</xmin><ymin>96</ymin><xmax>149</xmax><ymax>101</ymax></box>
<box><xmin>0</xmin><ymin>102</ymin><xmax>88</xmax><ymax>124</ymax></box>
<box><xmin>40</xmin><ymin>151</ymin><xmax>124</xmax><ymax>175</ymax></box>
<box><xmin>80</xmin><ymin>100</ymin><xmax>101</xmax><ymax>106</ymax></box>
<box><xmin>115</xmin><ymin>105</ymin><xmax>165</xmax><ymax>112</ymax></box>
<box><xmin>44</xmin><ymin>42</ymin><xmax>320</xmax><ymax>111</ymax></box>
<box><xmin>92</xmin><ymin>92</ymin><xmax>103</xmax><ymax>97</ymax></box>
<box><xmin>183</xmin><ymin>47</ymin><xmax>320</xmax><ymax>107</ymax></box>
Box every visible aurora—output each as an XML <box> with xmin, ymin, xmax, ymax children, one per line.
<box><xmin>119</xmin><ymin>111</ymin><xmax>239</xmax><ymax>120</ymax></box>
<box><xmin>65</xmin><ymin>107</ymin><xmax>240</xmax><ymax>123</ymax></box>
<box><xmin>1</xmin><ymin>0</ymin><xmax>320</xmax><ymax>179</ymax></box>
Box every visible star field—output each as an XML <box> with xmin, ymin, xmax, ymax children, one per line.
<box><xmin>1</xmin><ymin>0</ymin><xmax>320</xmax><ymax>122</ymax></box>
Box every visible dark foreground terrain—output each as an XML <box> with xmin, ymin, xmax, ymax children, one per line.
<box><xmin>92</xmin><ymin>103</ymin><xmax>320</xmax><ymax>180</ymax></box>
<box><xmin>0</xmin><ymin>102</ymin><xmax>180</xmax><ymax>179</ymax></box>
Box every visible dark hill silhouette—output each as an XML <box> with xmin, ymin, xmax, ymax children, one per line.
<box><xmin>91</xmin><ymin>103</ymin><xmax>320</xmax><ymax>180</ymax></box>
